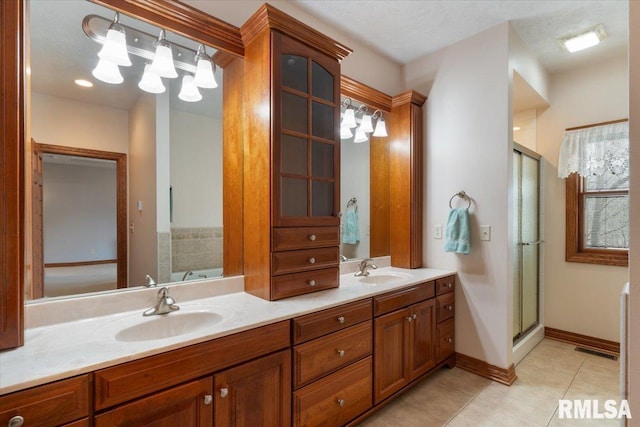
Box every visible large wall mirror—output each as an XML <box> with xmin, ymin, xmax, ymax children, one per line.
<box><xmin>25</xmin><ymin>0</ymin><xmax>237</xmax><ymax>300</ymax></box>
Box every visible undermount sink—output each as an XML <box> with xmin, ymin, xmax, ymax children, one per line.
<box><xmin>97</xmin><ymin>309</ymin><xmax>224</xmax><ymax>343</ymax></box>
<box><xmin>357</xmin><ymin>272</ymin><xmax>413</xmax><ymax>285</ymax></box>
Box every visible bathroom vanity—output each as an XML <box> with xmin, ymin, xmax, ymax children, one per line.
<box><xmin>0</xmin><ymin>269</ymin><xmax>456</xmax><ymax>426</ymax></box>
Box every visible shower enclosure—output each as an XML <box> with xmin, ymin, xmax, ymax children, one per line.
<box><xmin>513</xmin><ymin>144</ymin><xmax>541</xmax><ymax>343</ymax></box>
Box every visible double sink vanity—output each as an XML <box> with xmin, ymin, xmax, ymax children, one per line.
<box><xmin>0</xmin><ymin>265</ymin><xmax>456</xmax><ymax>426</ymax></box>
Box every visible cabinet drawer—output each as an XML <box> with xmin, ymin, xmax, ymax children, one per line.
<box><xmin>272</xmin><ymin>267</ymin><xmax>338</xmax><ymax>300</ymax></box>
<box><xmin>436</xmin><ymin>275</ymin><xmax>455</xmax><ymax>295</ymax></box>
<box><xmin>294</xmin><ymin>321</ymin><xmax>372</xmax><ymax>388</ymax></box>
<box><xmin>272</xmin><ymin>247</ymin><xmax>339</xmax><ymax>275</ymax></box>
<box><xmin>273</xmin><ymin>227</ymin><xmax>339</xmax><ymax>251</ymax></box>
<box><xmin>293</xmin><ymin>357</ymin><xmax>372</xmax><ymax>427</ymax></box>
<box><xmin>293</xmin><ymin>299</ymin><xmax>372</xmax><ymax>344</ymax></box>
<box><xmin>0</xmin><ymin>375</ymin><xmax>89</xmax><ymax>427</ymax></box>
<box><xmin>437</xmin><ymin>318</ymin><xmax>455</xmax><ymax>362</ymax></box>
<box><xmin>437</xmin><ymin>291</ymin><xmax>455</xmax><ymax>322</ymax></box>
<box><xmin>373</xmin><ymin>281</ymin><xmax>435</xmax><ymax>316</ymax></box>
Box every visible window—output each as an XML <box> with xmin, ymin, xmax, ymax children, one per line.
<box><xmin>566</xmin><ymin>169</ymin><xmax>629</xmax><ymax>266</ymax></box>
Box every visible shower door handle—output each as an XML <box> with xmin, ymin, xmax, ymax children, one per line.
<box><xmin>519</xmin><ymin>240</ymin><xmax>544</xmax><ymax>246</ymax></box>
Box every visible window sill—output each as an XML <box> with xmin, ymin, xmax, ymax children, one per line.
<box><xmin>566</xmin><ymin>250</ymin><xmax>628</xmax><ymax>267</ymax></box>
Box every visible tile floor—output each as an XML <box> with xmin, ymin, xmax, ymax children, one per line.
<box><xmin>359</xmin><ymin>339</ymin><xmax>621</xmax><ymax>426</ymax></box>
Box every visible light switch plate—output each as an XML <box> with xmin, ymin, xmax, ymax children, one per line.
<box><xmin>480</xmin><ymin>225</ymin><xmax>491</xmax><ymax>241</ymax></box>
<box><xmin>434</xmin><ymin>225</ymin><xmax>443</xmax><ymax>239</ymax></box>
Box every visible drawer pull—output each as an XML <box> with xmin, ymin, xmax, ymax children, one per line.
<box><xmin>447</xmin><ymin>338</ymin><xmax>453</xmax><ymax>343</ymax></box>
<box><xmin>308</xmin><ymin>234</ymin><xmax>317</xmax><ymax>241</ymax></box>
<box><xmin>308</xmin><ymin>279</ymin><xmax>316</xmax><ymax>286</ymax></box>
<box><xmin>204</xmin><ymin>395</ymin><xmax>213</xmax><ymax>405</ymax></box>
<box><xmin>220</xmin><ymin>387</ymin><xmax>229</xmax><ymax>398</ymax></box>
<box><xmin>8</xmin><ymin>416</ymin><xmax>24</xmax><ymax>427</ymax></box>
<box><xmin>412</xmin><ymin>313</ymin><xmax>417</xmax><ymax>320</ymax></box>
<box><xmin>337</xmin><ymin>399</ymin><xmax>345</xmax><ymax>407</ymax></box>
<box><xmin>446</xmin><ymin>305</ymin><xmax>453</xmax><ymax>311</ymax></box>
<box><xmin>337</xmin><ymin>316</ymin><xmax>345</xmax><ymax>324</ymax></box>
<box><xmin>447</xmin><ymin>283</ymin><xmax>453</xmax><ymax>288</ymax></box>
<box><xmin>406</xmin><ymin>316</ymin><xmax>413</xmax><ymax>323</ymax></box>
<box><xmin>308</xmin><ymin>257</ymin><xmax>316</xmax><ymax>264</ymax></box>
<box><xmin>337</xmin><ymin>349</ymin><xmax>345</xmax><ymax>357</ymax></box>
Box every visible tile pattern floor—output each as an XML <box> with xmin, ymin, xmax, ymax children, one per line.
<box><xmin>359</xmin><ymin>339</ymin><xmax>620</xmax><ymax>426</ymax></box>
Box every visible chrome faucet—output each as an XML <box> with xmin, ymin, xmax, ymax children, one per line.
<box><xmin>181</xmin><ymin>271</ymin><xmax>193</xmax><ymax>281</ymax></box>
<box><xmin>144</xmin><ymin>274</ymin><xmax>156</xmax><ymax>287</ymax></box>
<box><xmin>354</xmin><ymin>258</ymin><xmax>377</xmax><ymax>277</ymax></box>
<box><xmin>340</xmin><ymin>255</ymin><xmax>348</xmax><ymax>262</ymax></box>
<box><xmin>143</xmin><ymin>287</ymin><xmax>180</xmax><ymax>316</ymax></box>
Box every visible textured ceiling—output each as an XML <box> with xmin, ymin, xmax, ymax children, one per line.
<box><xmin>292</xmin><ymin>0</ymin><xmax>628</xmax><ymax>73</ymax></box>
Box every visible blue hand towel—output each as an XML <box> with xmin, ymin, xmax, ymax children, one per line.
<box><xmin>342</xmin><ymin>210</ymin><xmax>360</xmax><ymax>244</ymax></box>
<box><xmin>444</xmin><ymin>208</ymin><xmax>470</xmax><ymax>254</ymax></box>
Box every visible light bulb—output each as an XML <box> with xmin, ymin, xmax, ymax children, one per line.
<box><xmin>342</xmin><ymin>108</ymin><xmax>357</xmax><ymax>128</ymax></box>
<box><xmin>373</xmin><ymin>117</ymin><xmax>388</xmax><ymax>137</ymax></box>
<box><xmin>359</xmin><ymin>113</ymin><xmax>374</xmax><ymax>133</ymax></box>
<box><xmin>92</xmin><ymin>58</ymin><xmax>123</xmax><ymax>84</ymax></box>
<box><xmin>98</xmin><ymin>26</ymin><xmax>131</xmax><ymax>67</ymax></box>
<box><xmin>340</xmin><ymin>125</ymin><xmax>353</xmax><ymax>139</ymax></box>
<box><xmin>138</xmin><ymin>64</ymin><xmax>166</xmax><ymax>94</ymax></box>
<box><xmin>354</xmin><ymin>127</ymin><xmax>368</xmax><ymax>143</ymax></box>
<box><xmin>178</xmin><ymin>75</ymin><xmax>202</xmax><ymax>102</ymax></box>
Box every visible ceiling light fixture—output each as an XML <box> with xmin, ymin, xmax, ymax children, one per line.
<box><xmin>559</xmin><ymin>24</ymin><xmax>607</xmax><ymax>53</ymax></box>
<box><xmin>178</xmin><ymin>74</ymin><xmax>202</xmax><ymax>102</ymax></box>
<box><xmin>149</xmin><ymin>29</ymin><xmax>178</xmax><ymax>78</ymax></box>
<box><xmin>97</xmin><ymin>12</ymin><xmax>132</xmax><ymax>67</ymax></box>
<box><xmin>138</xmin><ymin>64</ymin><xmax>166</xmax><ymax>94</ymax></box>
<box><xmin>74</xmin><ymin>79</ymin><xmax>94</xmax><ymax>88</ymax></box>
<box><xmin>193</xmin><ymin>44</ymin><xmax>218</xmax><ymax>89</ymax></box>
<box><xmin>513</xmin><ymin>126</ymin><xmax>521</xmax><ymax>131</ymax></box>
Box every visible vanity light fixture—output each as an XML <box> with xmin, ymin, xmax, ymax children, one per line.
<box><xmin>97</xmin><ymin>12</ymin><xmax>131</xmax><ymax>67</ymax></box>
<box><xmin>358</xmin><ymin>106</ymin><xmax>374</xmax><ymax>134</ymax></box>
<box><xmin>138</xmin><ymin>64</ymin><xmax>166</xmax><ymax>94</ymax></box>
<box><xmin>559</xmin><ymin>24</ymin><xmax>607</xmax><ymax>53</ymax></box>
<box><xmin>74</xmin><ymin>79</ymin><xmax>93</xmax><ymax>88</ymax></box>
<box><xmin>354</xmin><ymin>127</ymin><xmax>368</xmax><ymax>143</ymax></box>
<box><xmin>340</xmin><ymin>125</ymin><xmax>353</xmax><ymax>139</ymax></box>
<box><xmin>193</xmin><ymin>44</ymin><xmax>218</xmax><ymax>89</ymax></box>
<box><xmin>149</xmin><ymin>29</ymin><xmax>178</xmax><ymax>78</ymax></box>
<box><xmin>92</xmin><ymin>58</ymin><xmax>123</xmax><ymax>84</ymax></box>
<box><xmin>178</xmin><ymin>74</ymin><xmax>203</xmax><ymax>102</ymax></box>
<box><xmin>372</xmin><ymin>110</ymin><xmax>388</xmax><ymax>137</ymax></box>
<box><xmin>340</xmin><ymin>98</ymin><xmax>357</xmax><ymax>129</ymax></box>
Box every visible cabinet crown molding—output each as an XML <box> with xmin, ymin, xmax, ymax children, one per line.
<box><xmin>341</xmin><ymin>75</ymin><xmax>392</xmax><ymax>113</ymax></box>
<box><xmin>240</xmin><ymin>3</ymin><xmax>352</xmax><ymax>61</ymax></box>
<box><xmin>392</xmin><ymin>90</ymin><xmax>427</xmax><ymax>108</ymax></box>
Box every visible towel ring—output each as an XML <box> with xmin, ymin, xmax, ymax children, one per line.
<box><xmin>449</xmin><ymin>191</ymin><xmax>471</xmax><ymax>209</ymax></box>
<box><xmin>346</xmin><ymin>197</ymin><xmax>358</xmax><ymax>212</ymax></box>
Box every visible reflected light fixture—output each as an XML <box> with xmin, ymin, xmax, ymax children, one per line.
<box><xmin>149</xmin><ymin>29</ymin><xmax>178</xmax><ymax>78</ymax></box>
<box><xmin>193</xmin><ymin>44</ymin><xmax>218</xmax><ymax>88</ymax></box>
<box><xmin>372</xmin><ymin>110</ymin><xmax>388</xmax><ymax>137</ymax></box>
<box><xmin>354</xmin><ymin>127</ymin><xmax>368</xmax><ymax>143</ymax></box>
<box><xmin>138</xmin><ymin>64</ymin><xmax>166</xmax><ymax>94</ymax></box>
<box><xmin>97</xmin><ymin>12</ymin><xmax>132</xmax><ymax>67</ymax></box>
<box><xmin>178</xmin><ymin>75</ymin><xmax>202</xmax><ymax>102</ymax></box>
<box><xmin>358</xmin><ymin>106</ymin><xmax>374</xmax><ymax>133</ymax></box>
<box><xmin>340</xmin><ymin>125</ymin><xmax>353</xmax><ymax>139</ymax></box>
<box><xmin>92</xmin><ymin>58</ymin><xmax>123</xmax><ymax>84</ymax></box>
<box><xmin>340</xmin><ymin>98</ymin><xmax>357</xmax><ymax>128</ymax></box>
<box><xmin>559</xmin><ymin>24</ymin><xmax>607</xmax><ymax>53</ymax></box>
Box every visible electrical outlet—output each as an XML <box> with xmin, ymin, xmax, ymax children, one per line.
<box><xmin>480</xmin><ymin>225</ymin><xmax>491</xmax><ymax>241</ymax></box>
<box><xmin>434</xmin><ymin>225</ymin><xmax>443</xmax><ymax>239</ymax></box>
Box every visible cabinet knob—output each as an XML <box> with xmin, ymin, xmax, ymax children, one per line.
<box><xmin>447</xmin><ymin>338</ymin><xmax>453</xmax><ymax>343</ymax></box>
<box><xmin>337</xmin><ymin>349</ymin><xmax>345</xmax><ymax>357</ymax></box>
<box><xmin>337</xmin><ymin>316</ymin><xmax>345</xmax><ymax>324</ymax></box>
<box><xmin>308</xmin><ymin>279</ymin><xmax>316</xmax><ymax>286</ymax></box>
<box><xmin>308</xmin><ymin>257</ymin><xmax>316</xmax><ymax>264</ymax></box>
<box><xmin>446</xmin><ymin>305</ymin><xmax>453</xmax><ymax>311</ymax></box>
<box><xmin>447</xmin><ymin>283</ymin><xmax>453</xmax><ymax>288</ymax></box>
<box><xmin>308</xmin><ymin>234</ymin><xmax>316</xmax><ymax>241</ymax></box>
<box><xmin>8</xmin><ymin>416</ymin><xmax>24</xmax><ymax>427</ymax></box>
<box><xmin>337</xmin><ymin>399</ymin><xmax>345</xmax><ymax>407</ymax></box>
<box><xmin>220</xmin><ymin>387</ymin><xmax>229</xmax><ymax>398</ymax></box>
<box><xmin>406</xmin><ymin>316</ymin><xmax>413</xmax><ymax>323</ymax></box>
<box><xmin>204</xmin><ymin>395</ymin><xmax>213</xmax><ymax>405</ymax></box>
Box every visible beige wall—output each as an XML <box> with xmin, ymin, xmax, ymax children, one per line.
<box><xmin>628</xmin><ymin>0</ymin><xmax>639</xmax><ymax>422</ymax></box>
<box><xmin>513</xmin><ymin>109</ymin><xmax>537</xmax><ymax>152</ymax></box>
<box><xmin>536</xmin><ymin>56</ymin><xmax>629</xmax><ymax>343</ymax></box>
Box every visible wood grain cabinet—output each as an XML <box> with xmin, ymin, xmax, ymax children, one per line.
<box><xmin>436</xmin><ymin>276</ymin><xmax>456</xmax><ymax>362</ymax></box>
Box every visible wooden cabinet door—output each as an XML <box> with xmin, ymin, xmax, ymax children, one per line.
<box><xmin>373</xmin><ymin>308</ymin><xmax>410</xmax><ymax>404</ymax></box>
<box><xmin>214</xmin><ymin>349</ymin><xmax>291</xmax><ymax>427</ymax></box>
<box><xmin>408</xmin><ymin>299</ymin><xmax>437</xmax><ymax>380</ymax></box>
<box><xmin>95</xmin><ymin>378</ymin><xmax>213</xmax><ymax>427</ymax></box>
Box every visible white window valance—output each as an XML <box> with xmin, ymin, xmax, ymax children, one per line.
<box><xmin>557</xmin><ymin>121</ymin><xmax>629</xmax><ymax>178</ymax></box>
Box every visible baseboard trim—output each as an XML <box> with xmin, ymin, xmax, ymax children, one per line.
<box><xmin>544</xmin><ymin>327</ymin><xmax>620</xmax><ymax>356</ymax></box>
<box><xmin>456</xmin><ymin>353</ymin><xmax>517</xmax><ymax>386</ymax></box>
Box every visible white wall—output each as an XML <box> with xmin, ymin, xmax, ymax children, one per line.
<box><xmin>184</xmin><ymin>0</ymin><xmax>404</xmax><ymax>96</ymax></box>
<box><xmin>43</xmin><ymin>163</ymin><xmax>116</xmax><ymax>263</ymax></box>
<box><xmin>536</xmin><ymin>56</ymin><xmax>629</xmax><ymax>342</ymax></box>
<box><xmin>406</xmin><ymin>23</ymin><xmax>513</xmax><ymax>369</ymax></box>
<box><xmin>170</xmin><ymin>110</ymin><xmax>223</xmax><ymax>228</ymax></box>
<box><xmin>627</xmin><ymin>0</ymin><xmax>639</xmax><ymax>421</ymax></box>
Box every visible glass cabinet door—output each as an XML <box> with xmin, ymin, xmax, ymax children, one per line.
<box><xmin>275</xmin><ymin>35</ymin><xmax>340</xmax><ymax>226</ymax></box>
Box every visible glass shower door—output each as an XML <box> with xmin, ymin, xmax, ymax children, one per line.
<box><xmin>513</xmin><ymin>146</ymin><xmax>540</xmax><ymax>342</ymax></box>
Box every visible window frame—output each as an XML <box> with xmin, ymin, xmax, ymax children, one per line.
<box><xmin>566</xmin><ymin>172</ymin><xmax>628</xmax><ymax>266</ymax></box>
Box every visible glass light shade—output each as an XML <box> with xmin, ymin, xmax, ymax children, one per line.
<box><xmin>342</xmin><ymin>108</ymin><xmax>357</xmax><ymax>128</ymax></box>
<box><xmin>193</xmin><ymin>57</ymin><xmax>218</xmax><ymax>88</ymax></box>
<box><xmin>92</xmin><ymin>58</ymin><xmax>123</xmax><ymax>84</ymax></box>
<box><xmin>359</xmin><ymin>113</ymin><xmax>374</xmax><ymax>133</ymax></box>
<box><xmin>178</xmin><ymin>75</ymin><xmax>202</xmax><ymax>102</ymax></box>
<box><xmin>138</xmin><ymin>64</ymin><xmax>166</xmax><ymax>94</ymax></box>
<box><xmin>354</xmin><ymin>127</ymin><xmax>368</xmax><ymax>143</ymax></box>
<box><xmin>340</xmin><ymin>125</ymin><xmax>353</xmax><ymax>139</ymax></box>
<box><xmin>373</xmin><ymin>117</ymin><xmax>388</xmax><ymax>137</ymax></box>
<box><xmin>149</xmin><ymin>43</ymin><xmax>178</xmax><ymax>78</ymax></box>
<box><xmin>98</xmin><ymin>27</ymin><xmax>131</xmax><ymax>67</ymax></box>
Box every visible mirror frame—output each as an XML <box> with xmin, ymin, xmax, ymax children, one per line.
<box><xmin>0</xmin><ymin>0</ymin><xmax>244</xmax><ymax>350</ymax></box>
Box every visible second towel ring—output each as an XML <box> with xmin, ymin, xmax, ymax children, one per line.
<box><xmin>449</xmin><ymin>191</ymin><xmax>471</xmax><ymax>209</ymax></box>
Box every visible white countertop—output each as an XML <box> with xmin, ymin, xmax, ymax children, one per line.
<box><xmin>0</xmin><ymin>266</ymin><xmax>455</xmax><ymax>395</ymax></box>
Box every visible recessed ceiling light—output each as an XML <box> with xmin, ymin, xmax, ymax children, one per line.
<box><xmin>513</xmin><ymin>126</ymin><xmax>521</xmax><ymax>131</ymax></box>
<box><xmin>559</xmin><ymin>24</ymin><xmax>607</xmax><ymax>53</ymax></box>
<box><xmin>75</xmin><ymin>79</ymin><xmax>94</xmax><ymax>88</ymax></box>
